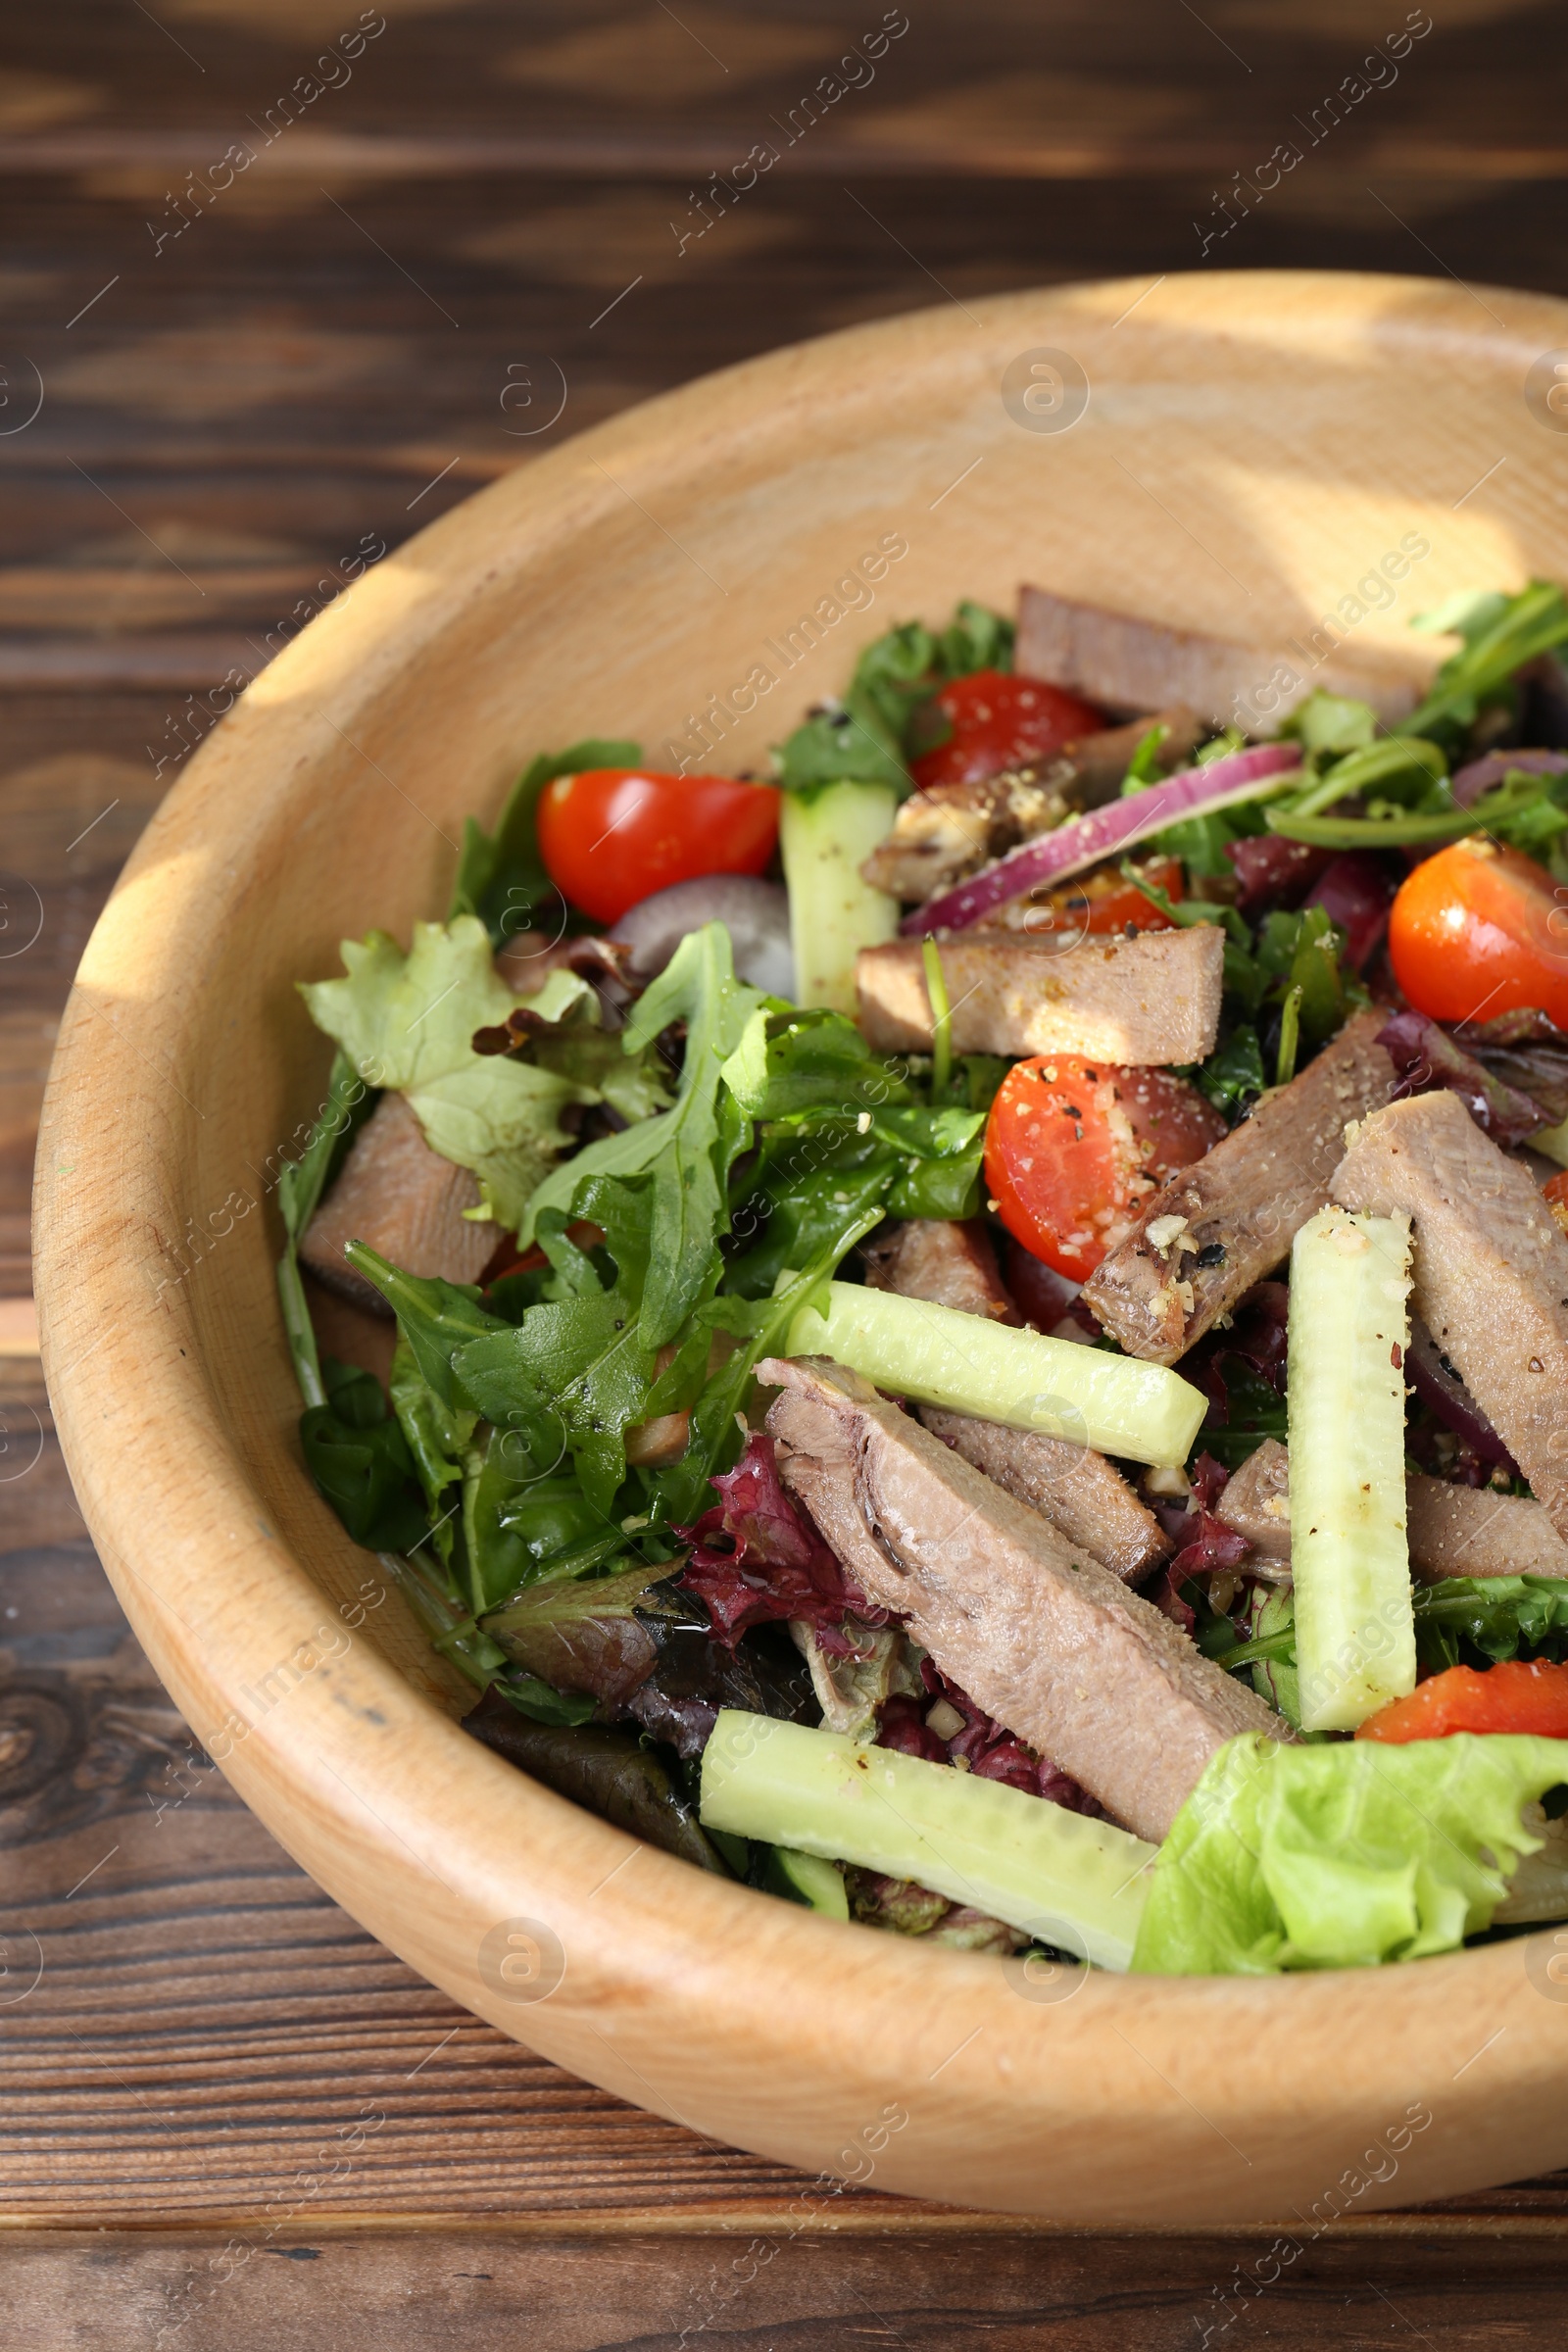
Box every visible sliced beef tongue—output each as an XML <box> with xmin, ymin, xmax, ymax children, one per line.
<box><xmin>300</xmin><ymin>1090</ymin><xmax>495</xmax><ymax>1312</ymax></box>
<box><xmin>859</xmin><ymin>1214</ymin><xmax>1170</xmax><ymax>1585</ymax></box>
<box><xmin>1015</xmin><ymin>584</ymin><xmax>1424</xmax><ymax>731</ymax></box>
<box><xmin>1213</xmin><ymin>1435</ymin><xmax>1568</xmax><ymax>1582</ymax></box>
<box><xmin>1083</xmin><ymin>1007</ymin><xmax>1398</xmax><ymax>1363</ymax></box>
<box><xmin>1405</xmin><ymin>1475</ymin><xmax>1568</xmax><ymax>1581</ymax></box>
<box><xmin>919</xmin><ymin>1409</ymin><xmax>1171</xmax><ymax>1587</ymax></box>
<box><xmin>1213</xmin><ymin>1438</ymin><xmax>1293</xmax><ymax>1561</ymax></box>
<box><xmin>861</xmin><ymin>1216</ymin><xmax>1017</xmax><ymax>1323</ymax></box>
<box><xmin>759</xmin><ymin>1354</ymin><xmax>1293</xmax><ymax>1843</ymax></box>
<box><xmin>856</xmin><ymin>928</ymin><xmax>1223</xmax><ymax>1064</ymax></box>
<box><xmin>1331</xmin><ymin>1089</ymin><xmax>1568</xmax><ymax>1541</ymax></box>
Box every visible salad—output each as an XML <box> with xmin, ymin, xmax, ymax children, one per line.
<box><xmin>281</xmin><ymin>574</ymin><xmax>1568</xmax><ymax>1979</ymax></box>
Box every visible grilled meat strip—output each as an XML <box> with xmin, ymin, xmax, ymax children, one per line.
<box><xmin>300</xmin><ymin>1090</ymin><xmax>493</xmax><ymax>1312</ymax></box>
<box><xmin>1015</xmin><ymin>583</ymin><xmax>1425</xmax><ymax>731</ymax></box>
<box><xmin>1332</xmin><ymin>1089</ymin><xmax>1568</xmax><ymax>1541</ymax></box>
<box><xmin>857</xmin><ymin>928</ymin><xmax>1223</xmax><ymax>1064</ymax></box>
<box><xmin>760</xmin><ymin>1355</ymin><xmax>1293</xmax><ymax>1841</ymax></box>
<box><xmin>1215</xmin><ymin>1435</ymin><xmax>1568</xmax><ymax>1582</ymax></box>
<box><xmin>861</xmin><ymin>1215</ymin><xmax>1016</xmax><ymax>1323</ymax></box>
<box><xmin>1083</xmin><ymin>1008</ymin><xmax>1398</xmax><ymax>1363</ymax></box>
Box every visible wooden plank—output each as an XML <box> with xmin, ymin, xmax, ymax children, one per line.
<box><xmin>10</xmin><ymin>2225</ymin><xmax>1568</xmax><ymax>2352</ymax></box>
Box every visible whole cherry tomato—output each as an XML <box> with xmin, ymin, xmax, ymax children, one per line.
<box><xmin>1388</xmin><ymin>837</ymin><xmax>1568</xmax><ymax>1027</ymax></box>
<box><xmin>1358</xmin><ymin>1657</ymin><xmax>1568</xmax><ymax>1742</ymax></box>
<box><xmin>983</xmin><ymin>1055</ymin><xmax>1226</xmax><ymax>1282</ymax></box>
<box><xmin>535</xmin><ymin>767</ymin><xmax>780</xmax><ymax>927</ymax></box>
<box><xmin>909</xmin><ymin>669</ymin><xmax>1103</xmax><ymax>792</ymax></box>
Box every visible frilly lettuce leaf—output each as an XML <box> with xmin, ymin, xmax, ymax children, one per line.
<box><xmin>1132</xmin><ymin>1731</ymin><xmax>1568</xmax><ymax>1976</ymax></box>
<box><xmin>299</xmin><ymin>916</ymin><xmax>665</xmax><ymax>1232</ymax></box>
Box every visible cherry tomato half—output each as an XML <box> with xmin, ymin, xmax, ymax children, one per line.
<box><xmin>996</xmin><ymin>854</ymin><xmax>1184</xmax><ymax>941</ymax></box>
<box><xmin>1388</xmin><ymin>838</ymin><xmax>1568</xmax><ymax>1028</ymax></box>
<box><xmin>909</xmin><ymin>669</ymin><xmax>1103</xmax><ymax>792</ymax></box>
<box><xmin>535</xmin><ymin>768</ymin><xmax>780</xmax><ymax>927</ymax></box>
<box><xmin>1544</xmin><ymin>1168</ymin><xmax>1568</xmax><ymax>1237</ymax></box>
<box><xmin>1357</xmin><ymin>1658</ymin><xmax>1568</xmax><ymax>1742</ymax></box>
<box><xmin>984</xmin><ymin>1055</ymin><xmax>1226</xmax><ymax>1283</ymax></box>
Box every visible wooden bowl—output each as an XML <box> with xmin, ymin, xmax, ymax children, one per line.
<box><xmin>35</xmin><ymin>271</ymin><xmax>1568</xmax><ymax>2223</ymax></box>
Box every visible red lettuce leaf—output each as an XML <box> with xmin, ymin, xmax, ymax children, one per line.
<box><xmin>1303</xmin><ymin>852</ymin><xmax>1397</xmax><ymax>972</ymax></box>
<box><xmin>877</xmin><ymin>1659</ymin><xmax>1103</xmax><ymax>1815</ymax></box>
<box><xmin>1377</xmin><ymin>1009</ymin><xmax>1545</xmax><ymax>1147</ymax></box>
<box><xmin>676</xmin><ymin>1430</ymin><xmax>885</xmax><ymax>1650</ymax></box>
<box><xmin>1225</xmin><ymin>834</ymin><xmax>1331</xmax><ymax>914</ymax></box>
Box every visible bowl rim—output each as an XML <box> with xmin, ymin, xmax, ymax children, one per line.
<box><xmin>33</xmin><ymin>269</ymin><xmax>1568</xmax><ymax>2225</ymax></box>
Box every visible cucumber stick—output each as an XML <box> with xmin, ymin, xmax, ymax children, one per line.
<box><xmin>1288</xmin><ymin>1206</ymin><xmax>1415</xmax><ymax>1732</ymax></box>
<box><xmin>703</xmin><ymin>1712</ymin><xmax>1155</xmax><ymax>1969</ymax></box>
<box><xmin>763</xmin><ymin>1845</ymin><xmax>850</xmax><ymax>1919</ymax></box>
<box><xmin>786</xmin><ymin>1281</ymin><xmax>1206</xmax><ymax>1468</ymax></box>
<box><xmin>780</xmin><ymin>781</ymin><xmax>899</xmax><ymax>1013</ymax></box>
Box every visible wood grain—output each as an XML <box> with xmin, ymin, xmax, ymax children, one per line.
<box><xmin>17</xmin><ymin>2226</ymin><xmax>1568</xmax><ymax>2352</ymax></box>
<box><xmin>10</xmin><ymin>1</ymin><xmax>1568</xmax><ymax>2328</ymax></box>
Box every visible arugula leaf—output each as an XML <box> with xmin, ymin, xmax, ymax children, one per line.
<box><xmin>1196</xmin><ymin>1357</ymin><xmax>1289</xmax><ymax>1472</ymax></box>
<box><xmin>389</xmin><ymin>1334</ymin><xmax>475</xmax><ymax>1569</ymax></box>
<box><xmin>463</xmin><ymin>1430</ymin><xmax>616</xmax><ymax>1613</ymax></box>
<box><xmin>1118</xmin><ymin>722</ymin><xmax>1172</xmax><ymax>792</ymax></box>
<box><xmin>344</xmin><ymin>1246</ymin><xmax>512</xmax><ymax>1410</ymax></box>
<box><xmin>275</xmin><ymin>1050</ymin><xmax>378</xmax><ymax>1407</ymax></box>
<box><xmin>1413</xmin><ymin>1576</ymin><xmax>1568</xmax><ymax>1672</ymax></box>
<box><xmin>1409</xmin><ymin>588</ymin><xmax>1512</xmax><ymax>645</ymax></box>
<box><xmin>1132</xmin><ymin>1731</ymin><xmax>1568</xmax><ymax>1975</ymax></box>
<box><xmin>1149</xmin><ymin>797</ymin><xmax>1270</xmax><ymax>878</ymax></box>
<box><xmin>1255</xmin><ymin>904</ymin><xmax>1346</xmax><ymax>1052</ymax></box>
<box><xmin>301</xmin><ymin>919</ymin><xmax>618</xmax><ymax>1229</ymax></box>
<box><xmin>300</xmin><ymin>1359</ymin><xmax>430</xmax><ymax>1552</ymax></box>
<box><xmin>1218</xmin><ymin>1575</ymin><xmax>1568</xmax><ymax>1691</ymax></box>
<box><xmin>520</xmin><ymin>922</ymin><xmax>764</xmax><ymax>1348</ymax></box>
<box><xmin>1180</xmin><ymin>1024</ymin><xmax>1266</xmax><ymax>1123</ymax></box>
<box><xmin>449</xmin><ymin>738</ymin><xmax>640</xmax><ymax>945</ymax></box>
<box><xmin>453</xmin><ymin>1174</ymin><xmax>662</xmax><ymax>1518</ymax></box>
<box><xmin>644</xmin><ymin>1225</ymin><xmax>882</xmax><ymax>1528</ymax></box>
<box><xmin>1407</xmin><ymin>579</ymin><xmax>1568</xmax><ymax>738</ymax></box>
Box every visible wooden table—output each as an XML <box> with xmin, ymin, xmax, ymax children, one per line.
<box><xmin>7</xmin><ymin>3</ymin><xmax>1568</xmax><ymax>2339</ymax></box>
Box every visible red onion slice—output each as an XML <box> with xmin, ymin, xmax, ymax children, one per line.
<box><xmin>903</xmin><ymin>743</ymin><xmax>1302</xmax><ymax>934</ymax></box>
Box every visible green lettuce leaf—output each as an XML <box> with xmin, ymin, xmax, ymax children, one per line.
<box><xmin>300</xmin><ymin>917</ymin><xmax>635</xmax><ymax>1230</ymax></box>
<box><xmin>1132</xmin><ymin>1731</ymin><xmax>1568</xmax><ymax>1976</ymax></box>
